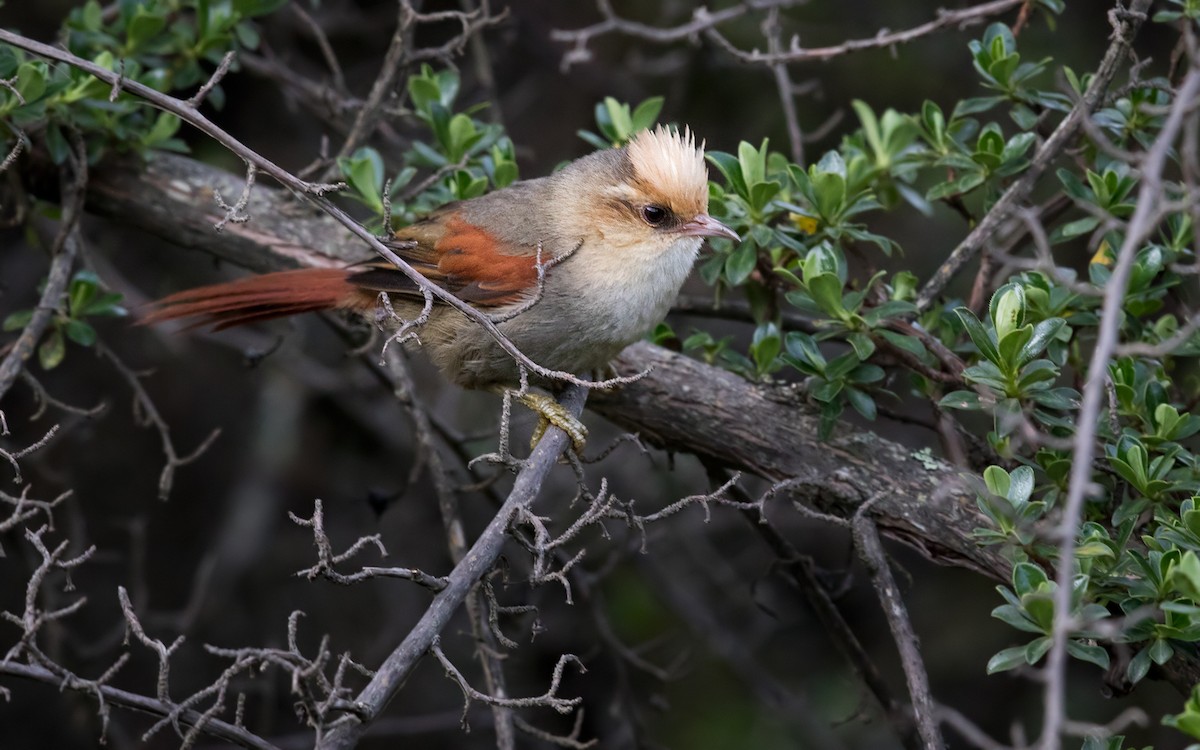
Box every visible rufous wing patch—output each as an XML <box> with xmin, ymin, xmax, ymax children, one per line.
<box><xmin>356</xmin><ymin>216</ymin><xmax>537</xmax><ymax>306</ymax></box>
<box><xmin>433</xmin><ymin>217</ymin><xmax>537</xmax><ymax>305</ymax></box>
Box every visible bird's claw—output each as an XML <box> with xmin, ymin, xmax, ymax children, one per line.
<box><xmin>519</xmin><ymin>393</ymin><xmax>587</xmax><ymax>454</ymax></box>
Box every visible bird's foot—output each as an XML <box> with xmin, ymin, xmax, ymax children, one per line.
<box><xmin>519</xmin><ymin>392</ymin><xmax>587</xmax><ymax>454</ymax></box>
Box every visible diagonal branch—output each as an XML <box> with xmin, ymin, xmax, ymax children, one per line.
<box><xmin>0</xmin><ymin>661</ymin><xmax>279</xmax><ymax>750</ymax></box>
<box><xmin>317</xmin><ymin>384</ymin><xmax>587</xmax><ymax>750</ymax></box>
<box><xmin>1038</xmin><ymin>62</ymin><xmax>1200</xmax><ymax>750</ymax></box>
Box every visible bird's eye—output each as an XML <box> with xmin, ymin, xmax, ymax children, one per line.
<box><xmin>641</xmin><ymin>204</ymin><xmax>669</xmax><ymax>227</ymax></box>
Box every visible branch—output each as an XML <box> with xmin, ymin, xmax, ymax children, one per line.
<box><xmin>0</xmin><ymin>154</ymin><xmax>86</xmax><ymax>403</ymax></box>
<box><xmin>317</xmin><ymin>384</ymin><xmax>588</xmax><ymax>750</ymax></box>
<box><xmin>853</xmin><ymin>506</ymin><xmax>944</xmax><ymax>750</ymax></box>
<box><xmin>552</xmin><ymin>0</ymin><xmax>1022</xmax><ymax>70</ymax></box>
<box><xmin>550</xmin><ymin>0</ymin><xmax>801</xmax><ymax>69</ymax></box>
<box><xmin>0</xmin><ymin>661</ymin><xmax>279</xmax><ymax>750</ymax></box>
<box><xmin>1038</xmin><ymin>61</ymin><xmax>1200</xmax><ymax>750</ymax></box>
<box><xmin>708</xmin><ymin>0</ymin><xmax>1024</xmax><ymax>64</ymax></box>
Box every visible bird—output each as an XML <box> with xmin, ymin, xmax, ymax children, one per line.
<box><xmin>141</xmin><ymin>125</ymin><xmax>739</xmax><ymax>451</ymax></box>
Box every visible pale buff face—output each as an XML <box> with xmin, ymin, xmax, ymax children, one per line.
<box><xmin>590</xmin><ymin>126</ymin><xmax>711</xmax><ymax>253</ymax></box>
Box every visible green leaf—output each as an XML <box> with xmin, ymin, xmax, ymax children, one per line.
<box><xmin>955</xmin><ymin>307</ymin><xmax>1002</xmax><ymax>367</ymax></box>
<box><xmin>1171</xmin><ymin>551</ymin><xmax>1200</xmax><ymax>600</ymax></box>
<box><xmin>751</xmin><ymin>322</ymin><xmax>781</xmax><ymax>374</ymax></box>
<box><xmin>38</xmin><ymin>328</ymin><xmax>65</xmax><ymax>370</ymax></box>
<box><xmin>1127</xmin><ymin>647</ymin><xmax>1152</xmax><ymax>684</ymax></box>
<box><xmin>806</xmin><ymin>273</ymin><xmax>846</xmax><ymax>317</ymax></box>
<box><xmin>1008</xmin><ymin>465</ymin><xmax>1034</xmax><ymax>504</ymax></box>
<box><xmin>408</xmin><ymin>76</ymin><xmax>442</xmax><ymax>116</ymax></box>
<box><xmin>604</xmin><ymin>97</ymin><xmax>633</xmax><ymax>140</ymax></box>
<box><xmin>233</xmin><ymin>0</ymin><xmax>290</xmax><ymax>18</ymax></box>
<box><xmin>811</xmin><ymin>167</ymin><xmax>846</xmax><ymax>221</ymax></box>
<box><xmin>1066</xmin><ymin>640</ymin><xmax>1110</xmax><ymax>670</ymax></box>
<box><xmin>15</xmin><ymin>61</ymin><xmax>46</xmax><ymax>103</ymax></box>
<box><xmin>824</xmin><ymin>352</ymin><xmax>860</xmax><ymax>381</ymax></box>
<box><xmin>337</xmin><ymin>148</ymin><xmax>384</xmax><ymax>211</ymax></box>
<box><xmin>991</xmin><ymin>283</ymin><xmax>1026</xmax><ymax>340</ymax></box>
<box><xmin>877</xmin><ymin>329</ymin><xmax>926</xmax><ymax>358</ymax></box>
<box><xmin>844</xmin><ymin>386</ymin><xmax>876</xmax><ymax>420</ymax></box>
<box><xmin>630</xmin><ymin>96</ymin><xmax>664</xmax><ymax>130</ymax></box>
<box><xmin>738</xmin><ymin>139</ymin><xmax>767</xmax><ymax>188</ymax></box>
<box><xmin>3</xmin><ymin>309</ymin><xmax>33</xmax><ymax>331</ymax></box>
<box><xmin>785</xmin><ymin>332</ymin><xmax>826</xmax><ymax>371</ymax></box>
<box><xmin>1052</xmin><ymin>216</ymin><xmax>1101</xmax><ymax>242</ymax></box>
<box><xmin>1150</xmin><ymin>638</ymin><xmax>1175</xmax><ymax>665</ymax></box>
<box><xmin>1018</xmin><ymin>318</ymin><xmax>1066</xmax><ymax>365</ymax></box>
<box><xmin>748</xmin><ymin>180</ymin><xmax>782</xmax><ymax>212</ymax></box>
<box><xmin>725</xmin><ymin>241</ymin><xmax>758</xmax><ymax>285</ymax></box>
<box><xmin>986</xmin><ymin>645</ymin><xmax>1029</xmax><ymax>673</ymax></box>
<box><xmin>940</xmin><ymin>390</ymin><xmax>985</xmax><ymax>411</ymax></box>
<box><xmin>1013</xmin><ymin>561</ymin><xmax>1048</xmax><ymax>596</ymax></box>
<box><xmin>997</xmin><ymin>324</ymin><xmax>1033</xmax><ymax>369</ymax></box>
<box><xmin>126</xmin><ymin>7</ymin><xmax>166</xmax><ymax>50</ymax></box>
<box><xmin>847</xmin><ymin>332</ymin><xmax>875</xmax><ymax>360</ymax></box>
<box><xmin>63</xmin><ymin>320</ymin><xmax>96</xmax><ymax>347</ymax></box>
<box><xmin>707</xmin><ymin>151</ymin><xmax>748</xmax><ymax>199</ymax></box>
<box><xmin>1024</xmin><ymin>635</ymin><xmax>1052</xmax><ymax>664</ymax></box>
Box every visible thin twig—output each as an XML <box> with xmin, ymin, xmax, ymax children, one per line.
<box><xmin>853</xmin><ymin>501</ymin><xmax>945</xmax><ymax>750</ymax></box>
<box><xmin>317</xmin><ymin>385</ymin><xmax>587</xmax><ymax>750</ymax></box>
<box><xmin>0</xmin><ymin>149</ymin><xmax>87</xmax><ymax>402</ymax></box>
<box><xmin>95</xmin><ymin>340</ymin><xmax>221</xmax><ymax>500</ymax></box>
<box><xmin>708</xmin><ymin>0</ymin><xmax>1024</xmax><ymax>64</ymax></box>
<box><xmin>1039</xmin><ymin>63</ymin><xmax>1200</xmax><ymax>750</ymax></box>
<box><xmin>0</xmin><ymin>661</ymin><xmax>279</xmax><ymax>750</ymax></box>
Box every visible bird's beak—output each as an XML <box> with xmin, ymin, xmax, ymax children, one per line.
<box><xmin>679</xmin><ymin>214</ymin><xmax>740</xmax><ymax>242</ymax></box>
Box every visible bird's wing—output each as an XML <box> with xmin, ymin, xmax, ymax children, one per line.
<box><xmin>348</xmin><ymin>205</ymin><xmax>539</xmax><ymax>307</ymax></box>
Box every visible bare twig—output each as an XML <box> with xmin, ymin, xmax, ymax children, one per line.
<box><xmin>853</xmin><ymin>502</ymin><xmax>944</xmax><ymax>750</ymax></box>
<box><xmin>430</xmin><ymin>636</ymin><xmax>584</xmax><ymax>716</ymax></box>
<box><xmin>708</xmin><ymin>0</ymin><xmax>1024</xmax><ymax>64</ymax></box>
<box><xmin>0</xmin><ymin>151</ymin><xmax>86</xmax><ymax>402</ymax></box>
<box><xmin>0</xmin><ymin>424</ymin><xmax>59</xmax><ymax>485</ymax></box>
<box><xmin>1039</xmin><ymin>63</ymin><xmax>1200</xmax><ymax>750</ymax></box>
<box><xmin>317</xmin><ymin>384</ymin><xmax>587</xmax><ymax>750</ymax></box>
<box><xmin>0</xmin><ymin>661</ymin><xmax>279</xmax><ymax>750</ymax></box>
<box><xmin>96</xmin><ymin>340</ymin><xmax>221</xmax><ymax>500</ymax></box>
<box><xmin>117</xmin><ymin>586</ymin><xmax>184</xmax><ymax>701</ymax></box>
<box><xmin>188</xmin><ymin>50</ymin><xmax>235</xmax><ymax>108</ymax></box>
<box><xmin>290</xmin><ymin>499</ymin><xmax>448</xmax><ymax>590</ymax></box>
<box><xmin>379</xmin><ymin>346</ymin><xmax>516</xmax><ymax>745</ymax></box>
<box><xmin>551</xmin><ymin>0</ymin><xmax>801</xmax><ymax>70</ymax></box>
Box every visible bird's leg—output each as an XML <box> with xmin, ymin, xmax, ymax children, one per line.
<box><xmin>523</xmin><ymin>392</ymin><xmax>588</xmax><ymax>454</ymax></box>
<box><xmin>496</xmin><ymin>388</ymin><xmax>587</xmax><ymax>454</ymax></box>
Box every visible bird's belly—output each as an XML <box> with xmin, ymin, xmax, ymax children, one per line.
<box><xmin>429</xmin><ymin>240</ymin><xmax>699</xmax><ymax>388</ymax></box>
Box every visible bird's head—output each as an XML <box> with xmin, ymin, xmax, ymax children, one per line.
<box><xmin>572</xmin><ymin>126</ymin><xmax>740</xmax><ymax>254</ymax></box>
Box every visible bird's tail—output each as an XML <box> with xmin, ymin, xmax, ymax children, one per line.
<box><xmin>139</xmin><ymin>267</ymin><xmax>380</xmax><ymax>330</ymax></box>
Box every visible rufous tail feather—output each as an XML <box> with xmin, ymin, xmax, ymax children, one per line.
<box><xmin>139</xmin><ymin>268</ymin><xmax>379</xmax><ymax>331</ymax></box>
